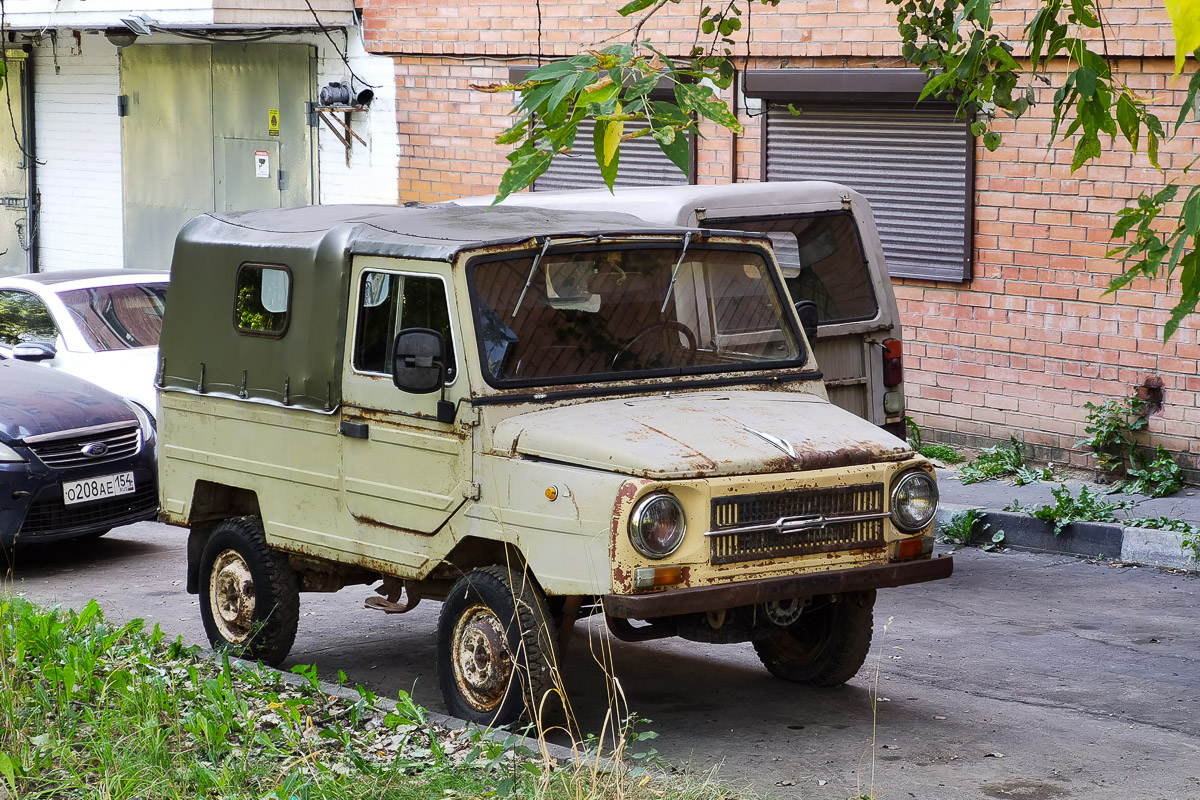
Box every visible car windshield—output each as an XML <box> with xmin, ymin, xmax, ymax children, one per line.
<box><xmin>58</xmin><ymin>283</ymin><xmax>169</xmax><ymax>351</ymax></box>
<box><xmin>469</xmin><ymin>243</ymin><xmax>803</xmax><ymax>384</ymax></box>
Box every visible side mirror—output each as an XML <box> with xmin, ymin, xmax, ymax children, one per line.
<box><xmin>392</xmin><ymin>328</ymin><xmax>447</xmax><ymax>394</ymax></box>
<box><xmin>12</xmin><ymin>341</ymin><xmax>56</xmax><ymax>362</ymax></box>
<box><xmin>794</xmin><ymin>300</ymin><xmax>819</xmax><ymax>342</ymax></box>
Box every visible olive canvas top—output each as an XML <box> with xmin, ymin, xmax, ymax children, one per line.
<box><xmin>159</xmin><ymin>203</ymin><xmax>733</xmax><ymax>411</ymax></box>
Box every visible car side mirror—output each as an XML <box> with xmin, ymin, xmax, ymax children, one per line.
<box><xmin>794</xmin><ymin>300</ymin><xmax>819</xmax><ymax>342</ymax></box>
<box><xmin>12</xmin><ymin>341</ymin><xmax>56</xmax><ymax>362</ymax></box>
<box><xmin>392</xmin><ymin>328</ymin><xmax>447</xmax><ymax>394</ymax></box>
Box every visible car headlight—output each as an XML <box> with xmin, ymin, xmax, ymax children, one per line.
<box><xmin>126</xmin><ymin>400</ymin><xmax>156</xmax><ymax>439</ymax></box>
<box><xmin>0</xmin><ymin>442</ymin><xmax>25</xmax><ymax>463</ymax></box>
<box><xmin>891</xmin><ymin>471</ymin><xmax>938</xmax><ymax>532</ymax></box>
<box><xmin>629</xmin><ymin>493</ymin><xmax>687</xmax><ymax>558</ymax></box>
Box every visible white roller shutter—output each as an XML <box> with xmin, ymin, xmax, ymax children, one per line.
<box><xmin>533</xmin><ymin>120</ymin><xmax>690</xmax><ymax>191</ymax></box>
<box><xmin>765</xmin><ymin>106</ymin><xmax>972</xmax><ymax>282</ymax></box>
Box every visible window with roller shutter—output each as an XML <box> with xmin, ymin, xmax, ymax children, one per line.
<box><xmin>746</xmin><ymin>69</ymin><xmax>975</xmax><ymax>283</ymax></box>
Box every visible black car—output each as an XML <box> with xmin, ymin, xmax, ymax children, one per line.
<box><xmin>1</xmin><ymin>359</ymin><xmax>158</xmax><ymax>546</ymax></box>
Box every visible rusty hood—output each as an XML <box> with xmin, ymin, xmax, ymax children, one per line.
<box><xmin>491</xmin><ymin>391</ymin><xmax>911</xmax><ymax>478</ymax></box>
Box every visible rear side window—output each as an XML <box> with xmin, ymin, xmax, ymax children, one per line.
<box><xmin>235</xmin><ymin>264</ymin><xmax>291</xmax><ymax>336</ymax></box>
<box><xmin>353</xmin><ymin>271</ymin><xmax>456</xmax><ymax>381</ymax></box>
<box><xmin>712</xmin><ymin>213</ymin><xmax>878</xmax><ymax>324</ymax></box>
<box><xmin>58</xmin><ymin>283</ymin><xmax>168</xmax><ymax>351</ymax></box>
<box><xmin>0</xmin><ymin>290</ymin><xmax>57</xmax><ymax>346</ymax></box>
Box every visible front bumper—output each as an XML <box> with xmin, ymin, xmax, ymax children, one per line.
<box><xmin>1</xmin><ymin>460</ymin><xmax>158</xmax><ymax>547</ymax></box>
<box><xmin>602</xmin><ymin>554</ymin><xmax>953</xmax><ymax>619</ymax></box>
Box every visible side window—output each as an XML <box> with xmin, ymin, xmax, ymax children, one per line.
<box><xmin>353</xmin><ymin>271</ymin><xmax>456</xmax><ymax>381</ymax></box>
<box><xmin>235</xmin><ymin>264</ymin><xmax>291</xmax><ymax>336</ymax></box>
<box><xmin>717</xmin><ymin>213</ymin><xmax>879</xmax><ymax>325</ymax></box>
<box><xmin>0</xmin><ymin>290</ymin><xmax>58</xmax><ymax>347</ymax></box>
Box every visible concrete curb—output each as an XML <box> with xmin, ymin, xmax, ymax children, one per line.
<box><xmin>935</xmin><ymin>504</ymin><xmax>1198</xmax><ymax>571</ymax></box>
<box><xmin>227</xmin><ymin>655</ymin><xmax>578</xmax><ymax>763</ymax></box>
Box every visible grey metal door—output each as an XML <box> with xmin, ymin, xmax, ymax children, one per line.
<box><xmin>120</xmin><ymin>44</ymin><xmax>315</xmax><ymax>271</ymax></box>
<box><xmin>0</xmin><ymin>52</ymin><xmax>31</xmax><ymax>277</ymax></box>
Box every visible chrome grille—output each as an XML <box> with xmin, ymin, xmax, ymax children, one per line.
<box><xmin>25</xmin><ymin>423</ymin><xmax>142</xmax><ymax>469</ymax></box>
<box><xmin>708</xmin><ymin>484</ymin><xmax>886</xmax><ymax>565</ymax></box>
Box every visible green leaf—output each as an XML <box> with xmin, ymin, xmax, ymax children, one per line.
<box><xmin>1115</xmin><ymin>93</ymin><xmax>1139</xmax><ymax>151</ymax></box>
<box><xmin>517</xmin><ymin>81</ymin><xmax>559</xmax><ymax>115</ymax></box>
<box><xmin>618</xmin><ymin>0</ymin><xmax>658</xmax><ymax>15</ymax></box>
<box><xmin>579</xmin><ymin>78</ymin><xmax>619</xmax><ymax>107</ymax></box>
<box><xmin>0</xmin><ymin>751</ymin><xmax>15</xmax><ymax>790</ymax></box>
<box><xmin>1111</xmin><ymin>212</ymin><xmax>1141</xmax><ymax>239</ymax></box>
<box><xmin>547</xmin><ymin>75</ymin><xmax>578</xmax><ymax>117</ymax></box>
<box><xmin>1165</xmin><ymin>251</ymin><xmax>1200</xmax><ymax>340</ymax></box>
<box><xmin>983</xmin><ymin>130</ymin><xmax>1002</xmax><ymax>150</ymax></box>
<box><xmin>593</xmin><ymin>120</ymin><xmax>621</xmax><ymax>190</ymax></box>
<box><xmin>524</xmin><ymin>61</ymin><xmax>578</xmax><ymax>81</ymax></box>
<box><xmin>1074</xmin><ymin>66</ymin><xmax>1097</xmax><ymax>99</ymax></box>
<box><xmin>654</xmin><ymin>126</ymin><xmax>691</xmax><ymax>176</ymax></box>
<box><xmin>1175</xmin><ymin>67</ymin><xmax>1200</xmax><ymax>129</ymax></box>
<box><xmin>625</xmin><ymin>73</ymin><xmax>660</xmax><ymax>100</ymax></box>
<box><xmin>675</xmin><ymin>82</ymin><xmax>741</xmax><ymax>131</ymax></box>
<box><xmin>1183</xmin><ymin>191</ymin><xmax>1200</xmax><ymax>235</ymax></box>
<box><xmin>494</xmin><ymin>145</ymin><xmax>553</xmax><ymax>205</ymax></box>
<box><xmin>1071</xmin><ymin>135</ymin><xmax>1101</xmax><ymax>171</ymax></box>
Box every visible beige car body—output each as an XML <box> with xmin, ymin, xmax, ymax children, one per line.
<box><xmin>158</xmin><ymin>203</ymin><xmax>949</xmax><ymax>723</ymax></box>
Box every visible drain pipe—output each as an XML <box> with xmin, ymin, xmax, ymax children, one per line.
<box><xmin>22</xmin><ymin>44</ymin><xmax>38</xmax><ymax>273</ymax></box>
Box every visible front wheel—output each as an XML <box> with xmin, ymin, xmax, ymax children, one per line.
<box><xmin>198</xmin><ymin>516</ymin><xmax>300</xmax><ymax>666</ymax></box>
<box><xmin>753</xmin><ymin>590</ymin><xmax>875</xmax><ymax>687</ymax></box>
<box><xmin>437</xmin><ymin>565</ymin><xmax>559</xmax><ymax>727</ymax></box>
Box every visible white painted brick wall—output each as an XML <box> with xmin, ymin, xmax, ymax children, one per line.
<box><xmin>314</xmin><ymin>27</ymin><xmax>399</xmax><ymax>205</ymax></box>
<box><xmin>32</xmin><ymin>31</ymin><xmax>125</xmax><ymax>272</ymax></box>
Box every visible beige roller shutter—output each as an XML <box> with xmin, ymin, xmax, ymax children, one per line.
<box><xmin>533</xmin><ymin>120</ymin><xmax>690</xmax><ymax>191</ymax></box>
<box><xmin>765</xmin><ymin>106</ymin><xmax>972</xmax><ymax>282</ymax></box>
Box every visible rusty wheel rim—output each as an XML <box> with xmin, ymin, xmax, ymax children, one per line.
<box><xmin>450</xmin><ymin>603</ymin><xmax>513</xmax><ymax>713</ymax></box>
<box><xmin>209</xmin><ymin>549</ymin><xmax>256</xmax><ymax>643</ymax></box>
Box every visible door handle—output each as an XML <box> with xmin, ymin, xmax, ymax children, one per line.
<box><xmin>340</xmin><ymin>420</ymin><xmax>369</xmax><ymax>439</ymax></box>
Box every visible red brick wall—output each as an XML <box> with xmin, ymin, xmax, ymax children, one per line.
<box><xmin>361</xmin><ymin>0</ymin><xmax>1199</xmax><ymax>473</ymax></box>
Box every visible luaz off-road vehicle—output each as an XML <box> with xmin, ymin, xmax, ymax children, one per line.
<box><xmin>157</xmin><ymin>203</ymin><xmax>950</xmax><ymax>727</ymax></box>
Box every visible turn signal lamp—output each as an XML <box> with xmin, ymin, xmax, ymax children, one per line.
<box><xmin>882</xmin><ymin>338</ymin><xmax>903</xmax><ymax>387</ymax></box>
<box><xmin>633</xmin><ymin>565</ymin><xmax>685</xmax><ymax>589</ymax></box>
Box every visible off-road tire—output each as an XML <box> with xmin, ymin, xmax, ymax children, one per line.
<box><xmin>437</xmin><ymin>565</ymin><xmax>559</xmax><ymax>728</ymax></box>
<box><xmin>753</xmin><ymin>590</ymin><xmax>875</xmax><ymax>687</ymax></box>
<box><xmin>198</xmin><ymin>516</ymin><xmax>299</xmax><ymax>667</ymax></box>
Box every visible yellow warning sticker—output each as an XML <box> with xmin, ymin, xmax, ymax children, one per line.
<box><xmin>268</xmin><ymin>109</ymin><xmax>280</xmax><ymax>136</ymax></box>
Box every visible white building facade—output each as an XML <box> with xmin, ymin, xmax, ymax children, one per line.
<box><xmin>1</xmin><ymin>0</ymin><xmax>400</xmax><ymax>275</ymax></box>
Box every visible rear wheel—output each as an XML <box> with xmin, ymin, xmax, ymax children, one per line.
<box><xmin>437</xmin><ymin>565</ymin><xmax>558</xmax><ymax>727</ymax></box>
<box><xmin>198</xmin><ymin>516</ymin><xmax>299</xmax><ymax>666</ymax></box>
<box><xmin>753</xmin><ymin>590</ymin><xmax>875</xmax><ymax>687</ymax></box>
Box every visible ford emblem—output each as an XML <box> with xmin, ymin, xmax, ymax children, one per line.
<box><xmin>81</xmin><ymin>442</ymin><xmax>110</xmax><ymax>457</ymax></box>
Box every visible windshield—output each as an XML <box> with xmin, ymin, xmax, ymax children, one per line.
<box><xmin>469</xmin><ymin>244</ymin><xmax>803</xmax><ymax>385</ymax></box>
<box><xmin>58</xmin><ymin>283</ymin><xmax>169</xmax><ymax>351</ymax></box>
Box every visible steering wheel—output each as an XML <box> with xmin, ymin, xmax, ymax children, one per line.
<box><xmin>611</xmin><ymin>321</ymin><xmax>698</xmax><ymax>370</ymax></box>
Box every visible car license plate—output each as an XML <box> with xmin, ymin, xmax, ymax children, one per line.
<box><xmin>62</xmin><ymin>472</ymin><xmax>136</xmax><ymax>506</ymax></box>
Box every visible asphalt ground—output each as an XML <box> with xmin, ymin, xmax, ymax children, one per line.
<box><xmin>4</xmin><ymin>520</ymin><xmax>1200</xmax><ymax>799</ymax></box>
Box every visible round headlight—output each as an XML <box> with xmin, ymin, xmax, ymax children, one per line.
<box><xmin>629</xmin><ymin>493</ymin><xmax>686</xmax><ymax>558</ymax></box>
<box><xmin>891</xmin><ymin>471</ymin><xmax>938</xmax><ymax>532</ymax></box>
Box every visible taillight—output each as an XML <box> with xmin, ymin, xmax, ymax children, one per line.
<box><xmin>882</xmin><ymin>338</ymin><xmax>903</xmax><ymax>387</ymax></box>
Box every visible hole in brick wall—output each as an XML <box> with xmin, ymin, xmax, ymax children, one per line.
<box><xmin>1138</xmin><ymin>375</ymin><xmax>1164</xmax><ymax>415</ymax></box>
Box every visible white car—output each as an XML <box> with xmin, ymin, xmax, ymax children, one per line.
<box><xmin>0</xmin><ymin>269</ymin><xmax>169</xmax><ymax>418</ymax></box>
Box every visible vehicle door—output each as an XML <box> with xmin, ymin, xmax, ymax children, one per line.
<box><xmin>704</xmin><ymin>211</ymin><xmax>897</xmax><ymax>426</ymax></box>
<box><xmin>339</xmin><ymin>257</ymin><xmax>472</xmax><ymax>568</ymax></box>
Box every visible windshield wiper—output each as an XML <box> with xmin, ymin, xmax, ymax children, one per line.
<box><xmin>511</xmin><ymin>237</ymin><xmax>554</xmax><ymax>321</ymax></box>
<box><xmin>660</xmin><ymin>231</ymin><xmax>694</xmax><ymax>313</ymax></box>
